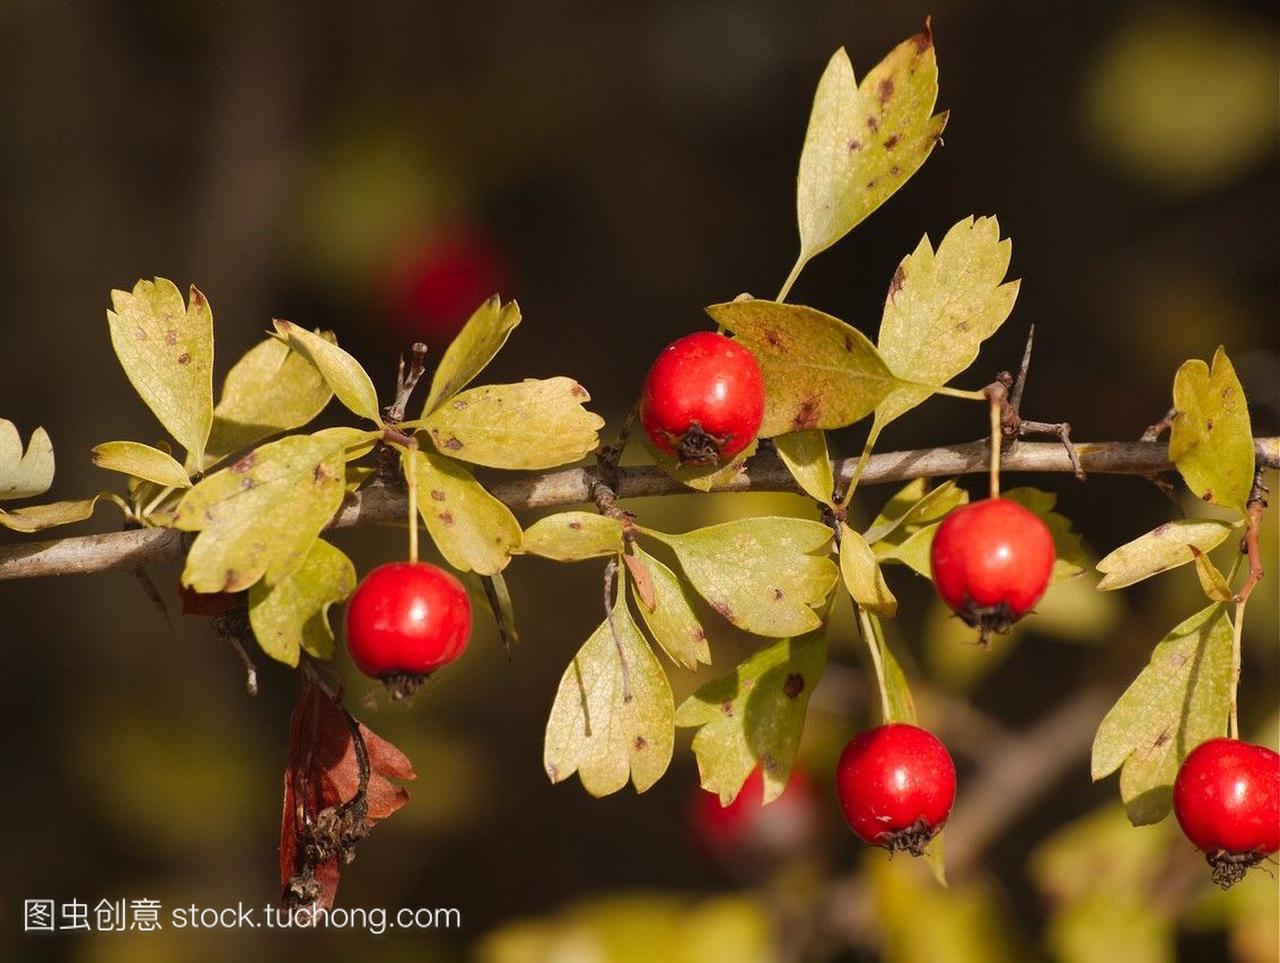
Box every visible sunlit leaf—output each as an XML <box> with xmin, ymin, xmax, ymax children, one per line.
<box><xmin>1190</xmin><ymin>547</ymin><xmax>1235</xmax><ymax>603</ymax></box>
<box><xmin>774</xmin><ymin>429</ymin><xmax>834</xmax><ymax>504</ymax></box>
<box><xmin>707</xmin><ymin>300</ymin><xmax>902</xmax><ymax>437</ymax></box>
<box><xmin>405</xmin><ymin>448</ymin><xmax>521</xmax><ymax>575</ymax></box>
<box><xmin>873</xmin><ymin>216</ymin><xmax>1019</xmax><ymax>429</ymax></box>
<box><xmin>207</xmin><ymin>334</ymin><xmax>334</xmax><ymax>460</ymax></box>
<box><xmin>794</xmin><ymin>27</ymin><xmax>947</xmax><ymax>272</ymax></box>
<box><xmin>248</xmin><ymin>538</ymin><xmax>355</xmax><ymax>665</ymax></box>
<box><xmin>419</xmin><ymin>377</ymin><xmax>604</xmax><ymax>470</ymax></box>
<box><xmin>864</xmin><ymin>479</ymin><xmax>965</xmax><ymax>544</ymax></box>
<box><xmin>106</xmin><ymin>278</ymin><xmax>214</xmax><ymax>463</ymax></box>
<box><xmin>876</xmin><ymin>521</ymin><xmax>939</xmax><ymax>577</ymax></box>
<box><xmin>273</xmin><ymin>319</ymin><xmax>380</xmax><ymax>423</ymax></box>
<box><xmin>1169</xmin><ymin>346</ymin><xmax>1254</xmax><ymax>515</ymax></box>
<box><xmin>647</xmin><ymin>518</ymin><xmax>837</xmax><ymax>637</ymax></box>
<box><xmin>0</xmin><ymin>420</ymin><xmax>54</xmax><ymax>500</ymax></box>
<box><xmin>865</xmin><ymin>610</ymin><xmax>916</xmax><ymax>724</ymax></box>
<box><xmin>544</xmin><ymin>588</ymin><xmax>674</xmax><ymax>796</ymax></box>
<box><xmin>675</xmin><ymin>631</ymin><xmax>825</xmax><ymax>804</ymax></box>
<box><xmin>1096</xmin><ymin>519</ymin><xmax>1236</xmax><ymax>590</ymax></box>
<box><xmin>0</xmin><ymin>494</ymin><xmax>111</xmax><ymax>533</ymax></box>
<box><xmin>91</xmin><ymin>441</ymin><xmax>190</xmax><ymax>489</ymax></box>
<box><xmin>520</xmin><ymin>511</ymin><xmax>623</xmax><ymax>562</ymax></box>
<box><xmin>1091</xmin><ymin>604</ymin><xmax>1233</xmax><ymax>825</ymax></box>
<box><xmin>422</xmin><ymin>296</ymin><xmax>521</xmax><ymax>415</ymax></box>
<box><xmin>172</xmin><ymin>434</ymin><xmax>346</xmax><ymax>592</ymax></box>
<box><xmin>841</xmin><ymin>526</ymin><xmax>897</xmax><ymax>616</ymax></box>
<box><xmin>628</xmin><ymin>543</ymin><xmax>710</xmax><ymax>669</ymax></box>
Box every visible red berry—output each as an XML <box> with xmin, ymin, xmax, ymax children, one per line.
<box><xmin>639</xmin><ymin>331</ymin><xmax>764</xmax><ymax>464</ymax></box>
<box><xmin>930</xmin><ymin>497</ymin><xmax>1055</xmax><ymax>639</ymax></box>
<box><xmin>835</xmin><ymin>723</ymin><xmax>956</xmax><ymax>855</ymax></box>
<box><xmin>1173</xmin><ymin>737</ymin><xmax>1280</xmax><ymax>888</ymax></box>
<box><xmin>345</xmin><ymin>562</ymin><xmax>472</xmax><ymax>696</ymax></box>
<box><xmin>690</xmin><ymin>766</ymin><xmax>820</xmax><ymax>867</ymax></box>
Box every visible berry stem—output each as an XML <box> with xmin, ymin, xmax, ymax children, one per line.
<box><xmin>856</xmin><ymin>605</ymin><xmax>893</xmax><ymax>723</ymax></box>
<box><xmin>986</xmin><ymin>387</ymin><xmax>1004</xmax><ymax>499</ymax></box>
<box><xmin>403</xmin><ymin>444</ymin><xmax>420</xmax><ymax>565</ymax></box>
<box><xmin>1228</xmin><ymin>596</ymin><xmax>1247</xmax><ymax>741</ymax></box>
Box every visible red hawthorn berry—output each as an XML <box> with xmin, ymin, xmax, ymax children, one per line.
<box><xmin>930</xmin><ymin>497</ymin><xmax>1055</xmax><ymax>640</ymax></box>
<box><xmin>639</xmin><ymin>331</ymin><xmax>765</xmax><ymax>465</ymax></box>
<box><xmin>835</xmin><ymin>723</ymin><xmax>956</xmax><ymax>856</ymax></box>
<box><xmin>1173</xmin><ymin>737</ymin><xmax>1280</xmax><ymax>889</ymax></box>
<box><xmin>690</xmin><ymin>766</ymin><xmax>821</xmax><ymax>868</ymax></box>
<box><xmin>345</xmin><ymin>562</ymin><xmax>472</xmax><ymax>698</ymax></box>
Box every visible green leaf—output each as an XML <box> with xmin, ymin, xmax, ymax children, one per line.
<box><xmin>172</xmin><ymin>434</ymin><xmax>346</xmax><ymax>592</ymax></box>
<box><xmin>1091</xmin><ymin>604</ymin><xmax>1233</xmax><ymax>825</ymax></box>
<box><xmin>0</xmin><ymin>494</ymin><xmax>110</xmax><ymax>533</ymax></box>
<box><xmin>875</xmin><ymin>521</ymin><xmax>939</xmax><ymax>577</ymax></box>
<box><xmin>422</xmin><ymin>296</ymin><xmax>521</xmax><ymax>415</ymax></box>
<box><xmin>628</xmin><ymin>544</ymin><xmax>710</xmax><ymax>669</ymax></box>
<box><xmin>206</xmin><ymin>334</ymin><xmax>334</xmax><ymax>460</ymax></box>
<box><xmin>840</xmin><ymin>526</ymin><xmax>897</xmax><ymax>616</ymax></box>
<box><xmin>873</xmin><ymin>216</ymin><xmax>1020</xmax><ymax>429</ymax></box>
<box><xmin>647</xmin><ymin>518</ymin><xmax>838</xmax><ymax>637</ymax></box>
<box><xmin>793</xmin><ymin>27</ymin><xmax>947</xmax><ymax>272</ymax></box>
<box><xmin>647</xmin><ymin>438</ymin><xmax>756</xmax><ymax>492</ymax></box>
<box><xmin>866</xmin><ymin>611</ymin><xmax>917</xmax><ymax>725</ymax></box>
<box><xmin>418</xmin><ymin>377</ymin><xmax>604</xmax><ymax>470</ymax></box>
<box><xmin>773</xmin><ymin>430</ymin><xmax>834</xmax><ymax>504</ymax></box>
<box><xmin>1190</xmin><ymin>547</ymin><xmax>1234</xmax><ymax>603</ymax></box>
<box><xmin>0</xmin><ymin>420</ymin><xmax>54</xmax><ymax>500</ymax></box>
<box><xmin>1096</xmin><ymin>519</ymin><xmax>1236</xmax><ymax>590</ymax></box>
<box><xmin>247</xmin><ymin>538</ymin><xmax>355</xmax><ymax>665</ymax></box>
<box><xmin>1002</xmin><ymin>487</ymin><xmax>1090</xmax><ymax>583</ymax></box>
<box><xmin>543</xmin><ymin>588</ymin><xmax>674</xmax><ymax>796</ymax></box>
<box><xmin>675</xmin><ymin>631</ymin><xmax>825</xmax><ymax>804</ymax></box>
<box><xmin>923</xmin><ymin>832</ymin><xmax>948</xmax><ymax>888</ymax></box>
<box><xmin>91</xmin><ymin>441</ymin><xmax>191</xmax><ymax>489</ymax></box>
<box><xmin>1169</xmin><ymin>346</ymin><xmax>1254</xmax><ymax>515</ymax></box>
<box><xmin>106</xmin><ymin>278</ymin><xmax>214</xmax><ymax>463</ymax></box>
<box><xmin>520</xmin><ymin>511</ymin><xmax>623</xmax><ymax>562</ymax></box>
<box><xmin>707</xmin><ymin>300</ymin><xmax>902</xmax><ymax>437</ymax></box>
<box><xmin>864</xmin><ymin>479</ymin><xmax>965</xmax><ymax>545</ymax></box>
<box><xmin>272</xmin><ymin>319</ymin><xmax>380</xmax><ymax>423</ymax></box>
<box><xmin>406</xmin><ymin>448</ymin><xmax>521</xmax><ymax>575</ymax></box>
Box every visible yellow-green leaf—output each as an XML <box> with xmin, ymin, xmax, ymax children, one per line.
<box><xmin>419</xmin><ymin>377</ymin><xmax>604</xmax><ymax>470</ymax></box>
<box><xmin>841</xmin><ymin>526</ymin><xmax>897</xmax><ymax>616</ymax></box>
<box><xmin>864</xmin><ymin>479</ymin><xmax>965</xmax><ymax>545</ymax></box>
<box><xmin>206</xmin><ymin>334</ymin><xmax>334</xmax><ymax>460</ymax></box>
<box><xmin>520</xmin><ymin>511</ymin><xmax>623</xmax><ymax>562</ymax></box>
<box><xmin>544</xmin><ymin>587</ymin><xmax>674</xmax><ymax>796</ymax></box>
<box><xmin>1169</xmin><ymin>346</ymin><xmax>1254</xmax><ymax>515</ymax></box>
<box><xmin>707</xmin><ymin>300</ymin><xmax>902</xmax><ymax>437</ymax></box>
<box><xmin>873</xmin><ymin>216</ymin><xmax>1020</xmax><ymax>429</ymax></box>
<box><xmin>247</xmin><ymin>538</ymin><xmax>356</xmax><ymax>665</ymax></box>
<box><xmin>1096</xmin><ymin>519</ymin><xmax>1236</xmax><ymax>590</ymax></box>
<box><xmin>675</xmin><ymin>631</ymin><xmax>825</xmax><ymax>804</ymax></box>
<box><xmin>876</xmin><ymin>521</ymin><xmax>940</xmax><ymax>577</ymax></box>
<box><xmin>422</xmin><ymin>296</ymin><xmax>521</xmax><ymax>415</ymax></box>
<box><xmin>1190</xmin><ymin>546</ymin><xmax>1234</xmax><ymax>603</ymax></box>
<box><xmin>106</xmin><ymin>278</ymin><xmax>214</xmax><ymax>463</ymax></box>
<box><xmin>0</xmin><ymin>494</ymin><xmax>110</xmax><ymax>533</ymax></box>
<box><xmin>647</xmin><ymin>518</ymin><xmax>837</xmax><ymax>638</ymax></box>
<box><xmin>91</xmin><ymin>441</ymin><xmax>191</xmax><ymax>489</ymax></box>
<box><xmin>0</xmin><ymin>420</ymin><xmax>54</xmax><ymax>500</ymax></box>
<box><xmin>1091</xmin><ymin>604</ymin><xmax>1233</xmax><ymax>825</ymax></box>
<box><xmin>273</xmin><ymin>319</ymin><xmax>380</xmax><ymax>423</ymax></box>
<box><xmin>862</xmin><ymin>609</ymin><xmax>917</xmax><ymax>724</ymax></box>
<box><xmin>406</xmin><ymin>448</ymin><xmax>521</xmax><ymax>576</ymax></box>
<box><xmin>628</xmin><ymin>543</ymin><xmax>710</xmax><ymax>669</ymax></box>
<box><xmin>172</xmin><ymin>434</ymin><xmax>345</xmax><ymax>593</ymax></box>
<box><xmin>774</xmin><ymin>429</ymin><xmax>834</xmax><ymax>504</ymax></box>
<box><xmin>794</xmin><ymin>28</ymin><xmax>947</xmax><ymax>272</ymax></box>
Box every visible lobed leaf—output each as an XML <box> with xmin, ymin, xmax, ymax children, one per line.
<box><xmin>0</xmin><ymin>420</ymin><xmax>54</xmax><ymax>500</ymax></box>
<box><xmin>172</xmin><ymin>434</ymin><xmax>346</xmax><ymax>593</ymax></box>
<box><xmin>707</xmin><ymin>299</ymin><xmax>902</xmax><ymax>437</ymax></box>
<box><xmin>675</xmin><ymin>631</ymin><xmax>825</xmax><ymax>804</ymax></box>
<box><xmin>1091</xmin><ymin>605</ymin><xmax>1233</xmax><ymax>825</ymax></box>
<box><xmin>840</xmin><ymin>526</ymin><xmax>897</xmax><ymax>616</ymax></box>
<box><xmin>647</xmin><ymin>518</ymin><xmax>837</xmax><ymax>638</ymax></box>
<box><xmin>873</xmin><ymin>215</ymin><xmax>1020</xmax><ymax>429</ymax></box>
<box><xmin>422</xmin><ymin>296</ymin><xmax>521</xmax><ymax>415</ymax></box>
<box><xmin>520</xmin><ymin>511</ymin><xmax>622</xmax><ymax>562</ymax></box>
<box><xmin>419</xmin><ymin>377</ymin><xmax>604</xmax><ymax>470</ymax></box>
<box><xmin>543</xmin><ymin>589</ymin><xmax>674</xmax><ymax>796</ymax></box>
<box><xmin>628</xmin><ymin>543</ymin><xmax>710</xmax><ymax>669</ymax></box>
<box><xmin>106</xmin><ymin>278</ymin><xmax>214</xmax><ymax>464</ymax></box>
<box><xmin>405</xmin><ymin>449</ymin><xmax>521</xmax><ymax>575</ymax></box>
<box><xmin>91</xmin><ymin>440</ymin><xmax>191</xmax><ymax>489</ymax></box>
<box><xmin>773</xmin><ymin>429</ymin><xmax>834</xmax><ymax>504</ymax></box>
<box><xmin>248</xmin><ymin>538</ymin><xmax>356</xmax><ymax>665</ymax></box>
<box><xmin>1169</xmin><ymin>346</ymin><xmax>1254</xmax><ymax>515</ymax></box>
<box><xmin>273</xmin><ymin>320</ymin><xmax>380</xmax><ymax>423</ymax></box>
<box><xmin>1096</xmin><ymin>519</ymin><xmax>1236</xmax><ymax>591</ymax></box>
<box><xmin>795</xmin><ymin>26</ymin><xmax>947</xmax><ymax>270</ymax></box>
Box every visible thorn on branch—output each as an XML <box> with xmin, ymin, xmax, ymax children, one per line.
<box><xmin>386</xmin><ymin>342</ymin><xmax>429</xmax><ymax>424</ymax></box>
<box><xmin>1141</xmin><ymin>408</ymin><xmax>1178</xmax><ymax>443</ymax></box>
<box><xmin>210</xmin><ymin>596</ymin><xmax>259</xmax><ymax>696</ymax></box>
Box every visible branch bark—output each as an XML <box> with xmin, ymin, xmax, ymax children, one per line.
<box><xmin>2</xmin><ymin>436</ymin><xmax>1277</xmax><ymax>582</ymax></box>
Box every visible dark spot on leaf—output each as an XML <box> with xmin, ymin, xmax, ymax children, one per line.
<box><xmin>866</xmin><ymin>115</ymin><xmax>879</xmax><ymax>132</ymax></box>
<box><xmin>240</xmin><ymin>477</ymin><xmax>256</xmax><ymax>490</ymax></box>
<box><xmin>843</xmin><ymin>333</ymin><xmax>854</xmax><ymax>352</ymax></box>
<box><xmin>177</xmin><ymin>353</ymin><xmax>191</xmax><ymax>365</ymax></box>
<box><xmin>890</xmin><ymin>265</ymin><xmax>906</xmax><ymax>297</ymax></box>
<box><xmin>783</xmin><ymin>673</ymin><xmax>805</xmax><ymax>698</ymax></box>
<box><xmin>442</xmin><ymin>437</ymin><xmax>463</xmax><ymax>451</ymax></box>
<box><xmin>1152</xmin><ymin>726</ymin><xmax>1172</xmax><ymax>750</ymax></box>
<box><xmin>135</xmin><ymin>327</ymin><xmax>147</xmax><ymax>340</ymax></box>
<box><xmin>884</xmin><ymin>134</ymin><xmax>900</xmax><ymax>150</ymax></box>
<box><xmin>314</xmin><ymin>464</ymin><xmax>333</xmax><ymax>484</ymax></box>
<box><xmin>761</xmin><ymin>753</ymin><xmax>778</xmax><ymax>773</ymax></box>
<box><xmin>877</xmin><ymin>78</ymin><xmax>895</xmax><ymax>103</ymax></box>
<box><xmin>1221</xmin><ymin>386</ymin><xmax>1235</xmax><ymax>400</ymax></box>
<box><xmin>568</xmin><ymin>521</ymin><xmax>583</xmax><ymax>530</ymax></box>
<box><xmin>914</xmin><ymin>29</ymin><xmax>932</xmax><ymax>53</ymax></box>
<box><xmin>1170</xmin><ymin>652</ymin><xmax>1187</xmax><ymax>668</ymax></box>
<box><xmin>847</xmin><ymin>138</ymin><xmax>862</xmax><ymax>151</ymax></box>
<box><xmin>692</xmin><ymin>626</ymin><xmax>706</xmax><ymax>641</ymax></box>
<box><xmin>1152</xmin><ymin>522</ymin><xmax>1171</xmax><ymax>537</ymax></box>
<box><xmin>956</xmin><ymin>320</ymin><xmax>970</xmax><ymax>333</ymax></box>
<box><xmin>440</xmin><ymin>511</ymin><xmax>455</xmax><ymax>525</ymax></box>
<box><xmin>165</xmin><ymin>329</ymin><xmax>178</xmax><ymax>345</ymax></box>
<box><xmin>889</xmin><ymin>164</ymin><xmax>901</xmax><ymax>176</ymax></box>
<box><xmin>773</xmin><ymin>588</ymin><xmax>784</xmax><ymax>600</ymax></box>
<box><xmin>633</xmin><ymin>736</ymin><xmax>647</xmax><ymax>750</ymax></box>
<box><xmin>791</xmin><ymin>397</ymin><xmax>820</xmax><ymax>431</ymax></box>
<box><xmin>720</xmin><ymin>701</ymin><xmax>734</xmax><ymax>717</ymax></box>
<box><xmin>866</xmin><ymin>179</ymin><xmax>878</xmax><ymax>190</ymax></box>
<box><xmin>430</xmin><ymin>489</ymin><xmax>445</xmax><ymax>501</ymax></box>
<box><xmin>570</xmin><ymin>383</ymin><xmax>587</xmax><ymax>399</ymax></box>
<box><xmin>232</xmin><ymin>453</ymin><xmax>257</xmax><ymax>473</ymax></box>
<box><xmin>764</xmin><ymin>329</ymin><xmax>783</xmax><ymax>349</ymax></box>
<box><xmin>1205</xmin><ymin>418</ymin><xmax>1214</xmax><ymax>431</ymax></box>
<box><xmin>1201</xmin><ymin>490</ymin><xmax>1213</xmax><ymax>501</ymax></box>
<box><xmin>713</xmin><ymin>600</ymin><xmax>734</xmax><ymax>621</ymax></box>
<box><xmin>452</xmin><ymin>399</ymin><xmax>467</xmax><ymax>410</ymax></box>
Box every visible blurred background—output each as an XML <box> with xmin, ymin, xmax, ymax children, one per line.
<box><xmin>1</xmin><ymin>0</ymin><xmax>1277</xmax><ymax>960</ymax></box>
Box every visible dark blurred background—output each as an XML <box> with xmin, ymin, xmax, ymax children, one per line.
<box><xmin>1</xmin><ymin>1</ymin><xmax>1276</xmax><ymax>961</ymax></box>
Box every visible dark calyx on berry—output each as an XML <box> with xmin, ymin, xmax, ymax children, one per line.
<box><xmin>874</xmin><ymin>816</ymin><xmax>942</xmax><ymax>858</ymax></box>
<box><xmin>674</xmin><ymin>420</ymin><xmax>733</xmax><ymax>465</ymax></box>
